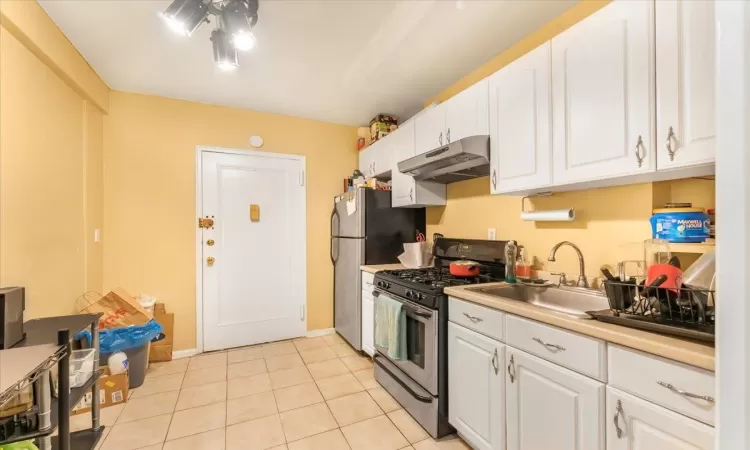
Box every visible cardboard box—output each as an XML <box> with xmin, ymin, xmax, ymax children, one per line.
<box><xmin>149</xmin><ymin>302</ymin><xmax>174</xmax><ymax>362</ymax></box>
<box><xmin>72</xmin><ymin>368</ymin><xmax>129</xmax><ymax>415</ymax></box>
<box><xmin>79</xmin><ymin>288</ymin><xmax>152</xmax><ymax>329</ymax></box>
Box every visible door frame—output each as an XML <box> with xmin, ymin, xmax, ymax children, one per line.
<box><xmin>195</xmin><ymin>145</ymin><xmax>307</xmax><ymax>353</ymax></box>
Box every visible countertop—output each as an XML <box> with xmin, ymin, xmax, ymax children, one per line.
<box><xmin>445</xmin><ymin>283</ymin><xmax>715</xmax><ymax>372</ymax></box>
<box><xmin>361</xmin><ymin>264</ymin><xmax>407</xmax><ymax>274</ymax></box>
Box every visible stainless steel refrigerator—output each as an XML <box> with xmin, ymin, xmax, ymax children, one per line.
<box><xmin>330</xmin><ymin>189</ymin><xmax>425</xmax><ymax>350</ymax></box>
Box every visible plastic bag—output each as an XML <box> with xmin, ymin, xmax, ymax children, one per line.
<box><xmin>76</xmin><ymin>319</ymin><xmax>163</xmax><ymax>353</ymax></box>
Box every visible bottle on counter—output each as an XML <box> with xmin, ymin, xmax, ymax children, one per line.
<box><xmin>505</xmin><ymin>240</ymin><xmax>518</xmax><ymax>284</ymax></box>
<box><xmin>515</xmin><ymin>248</ymin><xmax>531</xmax><ymax>278</ymax></box>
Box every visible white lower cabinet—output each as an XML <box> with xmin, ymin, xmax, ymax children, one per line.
<box><xmin>506</xmin><ymin>348</ymin><xmax>605</xmax><ymax>450</ymax></box>
<box><xmin>606</xmin><ymin>387</ymin><xmax>714</xmax><ymax>450</ymax></box>
<box><xmin>361</xmin><ymin>289</ymin><xmax>374</xmax><ymax>356</ymax></box>
<box><xmin>448</xmin><ymin>322</ymin><xmax>505</xmax><ymax>450</ymax></box>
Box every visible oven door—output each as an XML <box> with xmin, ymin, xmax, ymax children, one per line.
<box><xmin>373</xmin><ymin>289</ymin><xmax>438</xmax><ymax>395</ymax></box>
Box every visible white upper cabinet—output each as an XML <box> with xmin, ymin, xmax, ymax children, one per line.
<box><xmin>391</xmin><ymin>121</ymin><xmax>446</xmax><ymax>208</ymax></box>
<box><xmin>655</xmin><ymin>0</ymin><xmax>716</xmax><ymax>170</ymax></box>
<box><xmin>551</xmin><ymin>0</ymin><xmax>655</xmax><ymax>185</ymax></box>
<box><xmin>444</xmin><ymin>79</ymin><xmax>490</xmax><ymax>145</ymax></box>
<box><xmin>414</xmin><ymin>106</ymin><xmax>446</xmax><ymax>156</ymax></box>
<box><xmin>488</xmin><ymin>43</ymin><xmax>552</xmax><ymax>194</ymax></box>
<box><xmin>506</xmin><ymin>348</ymin><xmax>605</xmax><ymax>450</ymax></box>
<box><xmin>607</xmin><ymin>387</ymin><xmax>714</xmax><ymax>450</ymax></box>
<box><xmin>448</xmin><ymin>322</ymin><xmax>505</xmax><ymax>450</ymax></box>
<box><xmin>358</xmin><ymin>138</ymin><xmax>391</xmax><ymax>178</ymax></box>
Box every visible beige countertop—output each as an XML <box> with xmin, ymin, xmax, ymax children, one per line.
<box><xmin>445</xmin><ymin>283</ymin><xmax>715</xmax><ymax>372</ymax></box>
<box><xmin>360</xmin><ymin>264</ymin><xmax>407</xmax><ymax>274</ymax></box>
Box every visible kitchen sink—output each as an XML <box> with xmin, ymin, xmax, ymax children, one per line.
<box><xmin>467</xmin><ymin>284</ymin><xmax>610</xmax><ymax>319</ymax></box>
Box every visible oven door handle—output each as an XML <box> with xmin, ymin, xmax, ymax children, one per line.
<box><xmin>373</xmin><ymin>289</ymin><xmax>434</xmax><ymax>318</ymax></box>
<box><xmin>373</xmin><ymin>354</ymin><xmax>433</xmax><ymax>404</ymax></box>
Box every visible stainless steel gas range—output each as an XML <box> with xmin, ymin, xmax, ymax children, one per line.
<box><xmin>371</xmin><ymin>238</ymin><xmax>510</xmax><ymax>438</ymax></box>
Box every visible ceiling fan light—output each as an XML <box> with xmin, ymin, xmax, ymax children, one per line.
<box><xmin>161</xmin><ymin>0</ymin><xmax>209</xmax><ymax>37</ymax></box>
<box><xmin>211</xmin><ymin>29</ymin><xmax>239</xmax><ymax>71</ymax></box>
<box><xmin>233</xmin><ymin>31</ymin><xmax>256</xmax><ymax>51</ymax></box>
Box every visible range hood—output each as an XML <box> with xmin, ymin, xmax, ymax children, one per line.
<box><xmin>398</xmin><ymin>135</ymin><xmax>490</xmax><ymax>184</ymax></box>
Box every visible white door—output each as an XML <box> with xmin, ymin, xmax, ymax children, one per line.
<box><xmin>448</xmin><ymin>322</ymin><xmax>505</xmax><ymax>450</ymax></box>
<box><xmin>506</xmin><ymin>348</ymin><xmax>605</xmax><ymax>450</ymax></box>
<box><xmin>551</xmin><ymin>0</ymin><xmax>654</xmax><ymax>185</ymax></box>
<box><xmin>414</xmin><ymin>105</ymin><xmax>446</xmax><ymax>156</ymax></box>
<box><xmin>201</xmin><ymin>149</ymin><xmax>306</xmax><ymax>351</ymax></box>
<box><xmin>655</xmin><ymin>0</ymin><xmax>716</xmax><ymax>170</ymax></box>
<box><xmin>489</xmin><ymin>42</ymin><xmax>552</xmax><ymax>194</ymax></box>
<box><xmin>361</xmin><ymin>288</ymin><xmax>374</xmax><ymax>357</ymax></box>
<box><xmin>444</xmin><ymin>79</ymin><xmax>490</xmax><ymax>145</ymax></box>
<box><xmin>606</xmin><ymin>387</ymin><xmax>714</xmax><ymax>450</ymax></box>
<box><xmin>390</xmin><ymin>122</ymin><xmax>417</xmax><ymax>207</ymax></box>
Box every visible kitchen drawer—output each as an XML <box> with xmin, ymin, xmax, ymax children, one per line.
<box><xmin>449</xmin><ymin>297</ymin><xmax>505</xmax><ymax>342</ymax></box>
<box><xmin>362</xmin><ymin>271</ymin><xmax>375</xmax><ymax>287</ymax></box>
<box><xmin>608</xmin><ymin>344</ymin><xmax>715</xmax><ymax>426</ymax></box>
<box><xmin>505</xmin><ymin>315</ymin><xmax>607</xmax><ymax>381</ymax></box>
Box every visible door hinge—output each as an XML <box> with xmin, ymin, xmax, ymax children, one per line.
<box><xmin>198</xmin><ymin>217</ymin><xmax>215</xmax><ymax>229</ymax></box>
<box><xmin>300</xmin><ymin>305</ymin><xmax>306</xmax><ymax>321</ymax></box>
<box><xmin>299</xmin><ymin>171</ymin><xmax>305</xmax><ymax>186</ymax></box>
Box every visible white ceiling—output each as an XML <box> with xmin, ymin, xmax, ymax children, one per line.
<box><xmin>40</xmin><ymin>0</ymin><xmax>575</xmax><ymax>126</ymax></box>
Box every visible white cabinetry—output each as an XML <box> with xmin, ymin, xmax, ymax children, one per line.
<box><xmin>551</xmin><ymin>0</ymin><xmax>655</xmax><ymax>185</ymax></box>
<box><xmin>506</xmin><ymin>348</ymin><xmax>605</xmax><ymax>450</ymax></box>
<box><xmin>361</xmin><ymin>271</ymin><xmax>375</xmax><ymax>357</ymax></box>
<box><xmin>655</xmin><ymin>0</ymin><xmax>716</xmax><ymax>170</ymax></box>
<box><xmin>488</xmin><ymin>42</ymin><xmax>552</xmax><ymax>194</ymax></box>
<box><xmin>390</xmin><ymin>121</ymin><xmax>446</xmax><ymax>208</ymax></box>
<box><xmin>448</xmin><ymin>322</ymin><xmax>505</xmax><ymax>450</ymax></box>
<box><xmin>358</xmin><ymin>138</ymin><xmax>391</xmax><ymax>178</ymax></box>
<box><xmin>414</xmin><ymin>80</ymin><xmax>489</xmax><ymax>156</ymax></box>
<box><xmin>606</xmin><ymin>387</ymin><xmax>714</xmax><ymax>450</ymax></box>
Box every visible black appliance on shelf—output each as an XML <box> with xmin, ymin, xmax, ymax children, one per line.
<box><xmin>1</xmin><ymin>287</ymin><xmax>25</xmax><ymax>349</ymax></box>
<box><xmin>372</xmin><ymin>237</ymin><xmax>510</xmax><ymax>438</ymax></box>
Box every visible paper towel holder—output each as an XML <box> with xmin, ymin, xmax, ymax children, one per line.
<box><xmin>521</xmin><ymin>192</ymin><xmax>575</xmax><ymax>222</ymax></box>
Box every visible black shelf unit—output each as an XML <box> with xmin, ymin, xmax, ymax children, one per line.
<box><xmin>6</xmin><ymin>314</ymin><xmax>104</xmax><ymax>450</ymax></box>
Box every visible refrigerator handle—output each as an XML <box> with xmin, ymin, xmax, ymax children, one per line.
<box><xmin>330</xmin><ymin>237</ymin><xmax>337</xmax><ymax>265</ymax></box>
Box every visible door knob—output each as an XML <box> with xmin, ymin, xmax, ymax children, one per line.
<box><xmin>206</xmin><ymin>256</ymin><xmax>215</xmax><ymax>266</ymax></box>
<box><xmin>207</xmin><ymin>239</ymin><xmax>215</xmax><ymax>246</ymax></box>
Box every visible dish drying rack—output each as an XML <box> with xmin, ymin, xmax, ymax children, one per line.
<box><xmin>588</xmin><ymin>281</ymin><xmax>715</xmax><ymax>342</ymax></box>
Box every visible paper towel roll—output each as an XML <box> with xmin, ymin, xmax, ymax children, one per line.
<box><xmin>520</xmin><ymin>209</ymin><xmax>575</xmax><ymax>222</ymax></box>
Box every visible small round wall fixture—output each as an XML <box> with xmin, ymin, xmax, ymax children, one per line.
<box><xmin>249</xmin><ymin>136</ymin><xmax>264</xmax><ymax>148</ymax></box>
<box><xmin>160</xmin><ymin>0</ymin><xmax>259</xmax><ymax>70</ymax></box>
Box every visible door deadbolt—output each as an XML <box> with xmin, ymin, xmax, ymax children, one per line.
<box><xmin>207</xmin><ymin>239</ymin><xmax>215</xmax><ymax>246</ymax></box>
<box><xmin>206</xmin><ymin>256</ymin><xmax>215</xmax><ymax>266</ymax></box>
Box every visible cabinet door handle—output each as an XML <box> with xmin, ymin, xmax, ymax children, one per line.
<box><xmin>532</xmin><ymin>337</ymin><xmax>566</xmax><ymax>352</ymax></box>
<box><xmin>462</xmin><ymin>312</ymin><xmax>483</xmax><ymax>323</ymax></box>
<box><xmin>491</xmin><ymin>348</ymin><xmax>499</xmax><ymax>375</ymax></box>
<box><xmin>447</xmin><ymin>128</ymin><xmax>451</xmax><ymax>144</ymax></box>
<box><xmin>409</xmin><ymin>187</ymin><xmax>413</xmax><ymax>202</ymax></box>
<box><xmin>613</xmin><ymin>399</ymin><xmax>624</xmax><ymax>439</ymax></box>
<box><xmin>635</xmin><ymin>135</ymin><xmax>645</xmax><ymax>168</ymax></box>
<box><xmin>439</xmin><ymin>132</ymin><xmax>443</xmax><ymax>146</ymax></box>
<box><xmin>507</xmin><ymin>354</ymin><xmax>516</xmax><ymax>383</ymax></box>
<box><xmin>665</xmin><ymin>126</ymin><xmax>677</xmax><ymax>161</ymax></box>
<box><xmin>657</xmin><ymin>381</ymin><xmax>715</xmax><ymax>403</ymax></box>
<box><xmin>491</xmin><ymin>169</ymin><xmax>497</xmax><ymax>190</ymax></box>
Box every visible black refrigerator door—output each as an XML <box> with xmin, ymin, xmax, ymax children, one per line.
<box><xmin>363</xmin><ymin>189</ymin><xmax>426</xmax><ymax>265</ymax></box>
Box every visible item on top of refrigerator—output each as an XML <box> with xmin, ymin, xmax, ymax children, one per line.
<box><xmin>504</xmin><ymin>241</ymin><xmax>518</xmax><ymax>283</ymax></box>
<box><xmin>357</xmin><ymin>127</ymin><xmax>372</xmax><ymax>150</ymax></box>
<box><xmin>369</xmin><ymin>114</ymin><xmax>398</xmax><ymax>143</ymax></box>
<box><xmin>650</xmin><ymin>207</ymin><xmax>710</xmax><ymax>243</ymax></box>
<box><xmin>515</xmin><ymin>248</ymin><xmax>531</xmax><ymax>278</ymax></box>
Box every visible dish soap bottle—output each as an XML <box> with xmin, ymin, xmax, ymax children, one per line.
<box><xmin>515</xmin><ymin>248</ymin><xmax>531</xmax><ymax>279</ymax></box>
<box><xmin>505</xmin><ymin>240</ymin><xmax>518</xmax><ymax>283</ymax></box>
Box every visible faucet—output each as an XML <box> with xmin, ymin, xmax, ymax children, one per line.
<box><xmin>548</xmin><ymin>241</ymin><xmax>589</xmax><ymax>288</ymax></box>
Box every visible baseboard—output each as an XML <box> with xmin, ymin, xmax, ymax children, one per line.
<box><xmin>172</xmin><ymin>348</ymin><xmax>200</xmax><ymax>359</ymax></box>
<box><xmin>306</xmin><ymin>328</ymin><xmax>335</xmax><ymax>337</ymax></box>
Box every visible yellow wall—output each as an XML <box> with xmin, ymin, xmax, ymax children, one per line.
<box><xmin>0</xmin><ymin>25</ymin><xmax>104</xmax><ymax>317</ymax></box>
<box><xmin>103</xmin><ymin>92</ymin><xmax>358</xmax><ymax>350</ymax></box>
<box><xmin>84</xmin><ymin>103</ymin><xmax>105</xmax><ymax>293</ymax></box>
<box><xmin>424</xmin><ymin>0</ymin><xmax>714</xmax><ymax>277</ymax></box>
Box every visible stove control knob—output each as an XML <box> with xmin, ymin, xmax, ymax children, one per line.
<box><xmin>377</xmin><ymin>281</ymin><xmax>384</xmax><ymax>288</ymax></box>
<box><xmin>386</xmin><ymin>282</ymin><xmax>391</xmax><ymax>288</ymax></box>
<box><xmin>415</xmin><ymin>293</ymin><xmax>423</xmax><ymax>300</ymax></box>
<box><xmin>405</xmin><ymin>290</ymin><xmax>412</xmax><ymax>298</ymax></box>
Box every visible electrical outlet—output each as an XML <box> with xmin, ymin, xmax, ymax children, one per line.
<box><xmin>487</xmin><ymin>228</ymin><xmax>497</xmax><ymax>240</ymax></box>
<box><xmin>94</xmin><ymin>229</ymin><xmax>101</xmax><ymax>243</ymax></box>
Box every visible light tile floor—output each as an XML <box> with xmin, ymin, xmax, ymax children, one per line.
<box><xmin>72</xmin><ymin>334</ymin><xmax>470</xmax><ymax>450</ymax></box>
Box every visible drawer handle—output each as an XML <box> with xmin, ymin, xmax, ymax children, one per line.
<box><xmin>507</xmin><ymin>354</ymin><xmax>516</xmax><ymax>383</ymax></box>
<box><xmin>463</xmin><ymin>312</ymin><xmax>483</xmax><ymax>323</ymax></box>
<box><xmin>614</xmin><ymin>399</ymin><xmax>624</xmax><ymax>439</ymax></box>
<box><xmin>491</xmin><ymin>348</ymin><xmax>499</xmax><ymax>375</ymax></box>
<box><xmin>532</xmin><ymin>337</ymin><xmax>566</xmax><ymax>352</ymax></box>
<box><xmin>657</xmin><ymin>381</ymin><xmax>715</xmax><ymax>403</ymax></box>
